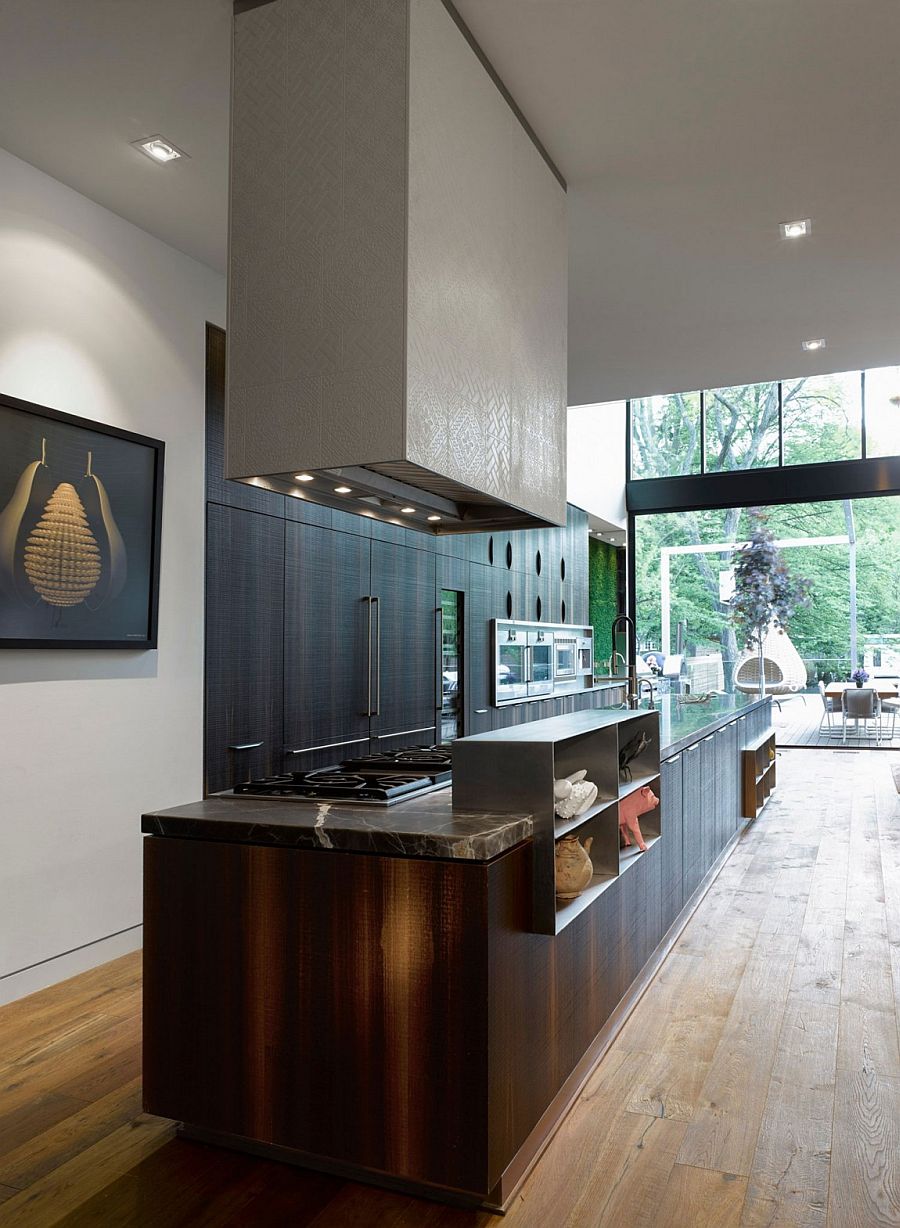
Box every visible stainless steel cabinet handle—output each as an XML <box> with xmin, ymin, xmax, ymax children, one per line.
<box><xmin>228</xmin><ymin>742</ymin><xmax>263</xmax><ymax>751</ymax></box>
<box><xmin>474</xmin><ymin>709</ymin><xmax>489</xmax><ymax>714</ymax></box>
<box><xmin>288</xmin><ymin>737</ymin><xmax>368</xmax><ymax>756</ymax></box>
<box><xmin>373</xmin><ymin>595</ymin><xmax>381</xmax><ymax>717</ymax></box>
<box><xmin>435</xmin><ymin>606</ymin><xmax>443</xmax><ymax>712</ymax></box>
<box><xmin>365</xmin><ymin>596</ymin><xmax>374</xmax><ymax>717</ymax></box>
<box><xmin>376</xmin><ymin>725</ymin><xmax>437</xmax><ymax>740</ymax></box>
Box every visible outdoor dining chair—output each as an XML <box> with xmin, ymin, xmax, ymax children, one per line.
<box><xmin>817</xmin><ymin>680</ymin><xmax>839</xmax><ymax>735</ymax></box>
<box><xmin>842</xmin><ymin>687</ymin><xmax>881</xmax><ymax>745</ymax></box>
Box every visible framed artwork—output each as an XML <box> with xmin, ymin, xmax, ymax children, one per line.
<box><xmin>0</xmin><ymin>392</ymin><xmax>164</xmax><ymax>649</ymax></box>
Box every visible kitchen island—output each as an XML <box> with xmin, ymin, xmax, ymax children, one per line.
<box><xmin>142</xmin><ymin>693</ymin><xmax>772</xmax><ymax>1211</ymax></box>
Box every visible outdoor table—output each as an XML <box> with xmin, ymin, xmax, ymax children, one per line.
<box><xmin>823</xmin><ymin>681</ymin><xmax>899</xmax><ymax>739</ymax></box>
<box><xmin>824</xmin><ymin>681</ymin><xmax>900</xmax><ymax>704</ymax></box>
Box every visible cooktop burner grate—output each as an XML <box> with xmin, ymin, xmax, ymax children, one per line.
<box><xmin>341</xmin><ymin>744</ymin><xmax>452</xmax><ymax>774</ymax></box>
<box><xmin>231</xmin><ymin>766</ymin><xmax>451</xmax><ymax>805</ymax></box>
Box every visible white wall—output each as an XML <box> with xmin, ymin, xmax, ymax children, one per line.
<box><xmin>566</xmin><ymin>400</ymin><xmax>627</xmax><ymax>528</ymax></box>
<box><xmin>0</xmin><ymin>148</ymin><xmax>225</xmax><ymax>1003</ymax></box>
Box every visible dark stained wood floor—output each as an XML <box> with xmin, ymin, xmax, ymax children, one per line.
<box><xmin>1</xmin><ymin>748</ymin><xmax>899</xmax><ymax>1226</ymax></box>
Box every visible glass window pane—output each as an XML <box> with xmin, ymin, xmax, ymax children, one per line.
<box><xmin>782</xmin><ymin>371</ymin><xmax>862</xmax><ymax>466</ymax></box>
<box><xmin>864</xmin><ymin>366</ymin><xmax>900</xmax><ymax>458</ymax></box>
<box><xmin>630</xmin><ymin>392</ymin><xmax>701</xmax><ymax>478</ymax></box>
<box><xmin>704</xmin><ymin>382</ymin><xmax>779</xmax><ymax>472</ymax></box>
<box><xmin>634</xmin><ymin>499</ymin><xmax>884</xmax><ymax>698</ymax></box>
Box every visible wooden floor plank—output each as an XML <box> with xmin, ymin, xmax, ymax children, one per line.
<box><xmin>674</xmin><ymin>948</ymin><xmax>796</xmax><ymax>1176</ymax></box>
<box><xmin>0</xmin><ymin>1115</ymin><xmax>176</xmax><ymax>1227</ymax></box>
<box><xmin>52</xmin><ymin>1139</ymin><xmax>345</xmax><ymax>1228</ymax></box>
<box><xmin>506</xmin><ymin>1112</ymin><xmax>686</xmax><ymax>1228</ymax></box>
<box><xmin>0</xmin><ymin>1094</ymin><xmax>87</xmax><ymax>1166</ymax></box>
<box><xmin>740</xmin><ymin>999</ymin><xmax>839</xmax><ymax>1228</ymax></box>
<box><xmin>829</xmin><ymin>1068</ymin><xmax>900</xmax><ymax>1228</ymax></box>
<box><xmin>0</xmin><ymin>1077</ymin><xmax>143</xmax><ymax>1190</ymax></box>
<box><xmin>654</xmin><ymin>1163</ymin><xmax>747</xmax><ymax>1228</ymax></box>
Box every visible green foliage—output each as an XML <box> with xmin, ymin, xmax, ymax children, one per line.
<box><xmin>731</xmin><ymin>509</ymin><xmax>811</xmax><ymax>650</ymax></box>
<box><xmin>589</xmin><ymin>538</ymin><xmax>618</xmax><ymax>656</ymax></box>
<box><xmin>635</xmin><ymin>497</ymin><xmax>900</xmax><ymax>675</ymax></box>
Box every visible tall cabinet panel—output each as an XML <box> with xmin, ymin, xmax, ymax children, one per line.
<box><xmin>681</xmin><ymin>742</ymin><xmax>702</xmax><ymax>899</ymax></box>
<box><xmin>283</xmin><ymin>524</ymin><xmax>372</xmax><ymax>769</ymax></box>
<box><xmin>370</xmin><ymin>541</ymin><xmax>438</xmax><ymax>746</ymax></box>
<box><xmin>466</xmin><ymin>563</ymin><xmax>493</xmax><ymax>734</ymax></box>
<box><xmin>659</xmin><ymin>753</ymin><xmax>684</xmax><ymax>932</ymax></box>
<box><xmin>205</xmin><ymin>505</ymin><xmax>285</xmax><ymax>794</ymax></box>
<box><xmin>699</xmin><ymin>734</ymin><xmax>718</xmax><ymax>875</ymax></box>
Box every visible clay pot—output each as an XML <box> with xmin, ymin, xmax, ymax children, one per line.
<box><xmin>555</xmin><ymin>834</ymin><xmax>594</xmax><ymax>899</ymax></box>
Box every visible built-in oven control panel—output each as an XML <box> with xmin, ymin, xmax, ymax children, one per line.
<box><xmin>492</xmin><ymin>619</ymin><xmax>594</xmax><ymax>706</ymax></box>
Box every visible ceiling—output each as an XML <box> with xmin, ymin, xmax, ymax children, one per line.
<box><xmin>2</xmin><ymin>0</ymin><xmax>900</xmax><ymax>405</ymax></box>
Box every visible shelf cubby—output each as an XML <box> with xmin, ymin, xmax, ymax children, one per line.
<box><xmin>554</xmin><ymin>794</ymin><xmax>619</xmax><ymax>839</ymax></box>
<box><xmin>452</xmin><ymin>708</ymin><xmax>662</xmax><ymax>934</ymax></box>
<box><xmin>742</xmin><ymin>728</ymin><xmax>776</xmax><ymax>819</ymax></box>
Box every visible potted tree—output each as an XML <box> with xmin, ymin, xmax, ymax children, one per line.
<box><xmin>731</xmin><ymin>510</ymin><xmax>811</xmax><ymax>699</ymax></box>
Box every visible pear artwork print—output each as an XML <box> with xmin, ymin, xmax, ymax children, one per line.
<box><xmin>0</xmin><ymin>394</ymin><xmax>163</xmax><ymax>648</ymax></box>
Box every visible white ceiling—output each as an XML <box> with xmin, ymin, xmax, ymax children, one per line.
<box><xmin>0</xmin><ymin>0</ymin><xmax>231</xmax><ymax>273</ymax></box>
<box><xmin>2</xmin><ymin>0</ymin><xmax>900</xmax><ymax>404</ymax></box>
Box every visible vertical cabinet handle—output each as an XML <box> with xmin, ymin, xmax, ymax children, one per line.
<box><xmin>373</xmin><ymin>595</ymin><xmax>381</xmax><ymax>717</ymax></box>
<box><xmin>365</xmin><ymin>596</ymin><xmax>374</xmax><ymax>717</ymax></box>
<box><xmin>435</xmin><ymin>606</ymin><xmax>443</xmax><ymax>712</ymax></box>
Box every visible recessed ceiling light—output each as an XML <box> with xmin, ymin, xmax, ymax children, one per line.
<box><xmin>294</xmin><ymin>473</ymin><xmax>314</xmax><ymax>482</ymax></box>
<box><xmin>801</xmin><ymin>338</ymin><xmax>826</xmax><ymax>352</ymax></box>
<box><xmin>780</xmin><ymin>218</ymin><xmax>811</xmax><ymax>239</ymax></box>
<box><xmin>334</xmin><ymin>485</ymin><xmax>352</xmax><ymax>494</ymax></box>
<box><xmin>427</xmin><ymin>514</ymin><xmax>441</xmax><ymax>522</ymax></box>
<box><xmin>132</xmin><ymin>135</ymin><xmax>187</xmax><ymax>164</ymax></box>
<box><xmin>400</xmin><ymin>506</ymin><xmax>416</xmax><ymax>514</ymax></box>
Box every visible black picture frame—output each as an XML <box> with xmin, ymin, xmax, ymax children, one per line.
<box><xmin>0</xmin><ymin>392</ymin><xmax>164</xmax><ymax>649</ymax></box>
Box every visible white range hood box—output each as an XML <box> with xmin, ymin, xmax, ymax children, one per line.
<box><xmin>226</xmin><ymin>0</ymin><xmax>568</xmax><ymax>533</ymax></box>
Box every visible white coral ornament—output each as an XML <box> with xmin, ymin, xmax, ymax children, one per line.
<box><xmin>554</xmin><ymin>769</ymin><xmax>599</xmax><ymax>820</ymax></box>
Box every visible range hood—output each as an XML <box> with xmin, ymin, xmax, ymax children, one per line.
<box><xmin>226</xmin><ymin>0</ymin><xmax>568</xmax><ymax>534</ymax></box>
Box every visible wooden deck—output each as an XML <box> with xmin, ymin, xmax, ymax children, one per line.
<box><xmin>772</xmin><ymin>691</ymin><xmax>900</xmax><ymax>748</ymax></box>
<box><xmin>1</xmin><ymin>748</ymin><xmax>900</xmax><ymax>1225</ymax></box>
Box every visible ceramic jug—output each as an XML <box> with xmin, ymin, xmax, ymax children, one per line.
<box><xmin>555</xmin><ymin>834</ymin><xmax>594</xmax><ymax>899</ymax></box>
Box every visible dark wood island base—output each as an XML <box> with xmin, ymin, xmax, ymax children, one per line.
<box><xmin>143</xmin><ymin>697</ymin><xmax>772</xmax><ymax>1211</ymax></box>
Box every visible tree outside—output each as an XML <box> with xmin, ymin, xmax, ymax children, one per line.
<box><xmin>630</xmin><ymin>372</ymin><xmax>900</xmax><ymax>688</ymax></box>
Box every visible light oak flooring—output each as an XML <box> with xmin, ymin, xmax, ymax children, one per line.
<box><xmin>1</xmin><ymin>747</ymin><xmax>899</xmax><ymax>1226</ymax></box>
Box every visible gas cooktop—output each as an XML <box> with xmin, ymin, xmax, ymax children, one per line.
<box><xmin>225</xmin><ymin>745</ymin><xmax>453</xmax><ymax>806</ymax></box>
<box><xmin>341</xmin><ymin>745</ymin><xmax>452</xmax><ymax>774</ymax></box>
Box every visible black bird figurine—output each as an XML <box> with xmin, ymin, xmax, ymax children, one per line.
<box><xmin>619</xmin><ymin>729</ymin><xmax>650</xmax><ymax>780</ymax></box>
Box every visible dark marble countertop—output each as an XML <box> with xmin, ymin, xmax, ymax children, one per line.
<box><xmin>655</xmin><ymin>693</ymin><xmax>770</xmax><ymax>757</ymax></box>
<box><xmin>142</xmin><ymin>787</ymin><xmax>532</xmax><ymax>863</ymax></box>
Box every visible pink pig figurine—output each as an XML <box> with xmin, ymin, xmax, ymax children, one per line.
<box><xmin>619</xmin><ymin>786</ymin><xmax>659</xmax><ymax>852</ymax></box>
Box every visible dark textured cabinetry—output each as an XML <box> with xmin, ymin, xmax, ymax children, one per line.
<box><xmin>205</xmin><ymin>505</ymin><xmax>285</xmax><ymax>793</ymax></box>
<box><xmin>370</xmin><ymin>541</ymin><xmax>438</xmax><ymax>747</ymax></box>
<box><xmin>659</xmin><ymin>752</ymin><xmax>683</xmax><ymax>931</ymax></box>
<box><xmin>283</xmin><ymin>530</ymin><xmax>439</xmax><ymax>768</ymax></box>
<box><xmin>283</xmin><ymin>523</ymin><xmax>372</xmax><ymax>770</ymax></box>
<box><xmin>465</xmin><ymin>563</ymin><xmax>493</xmax><ymax>734</ymax></box>
<box><xmin>681</xmin><ymin>742</ymin><xmax>702</xmax><ymax>900</ymax></box>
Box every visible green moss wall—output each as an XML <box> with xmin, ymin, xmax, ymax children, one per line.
<box><xmin>589</xmin><ymin>538</ymin><xmax>619</xmax><ymax>663</ymax></box>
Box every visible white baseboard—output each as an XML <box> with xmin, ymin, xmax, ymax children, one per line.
<box><xmin>0</xmin><ymin>925</ymin><xmax>143</xmax><ymax>1006</ymax></box>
